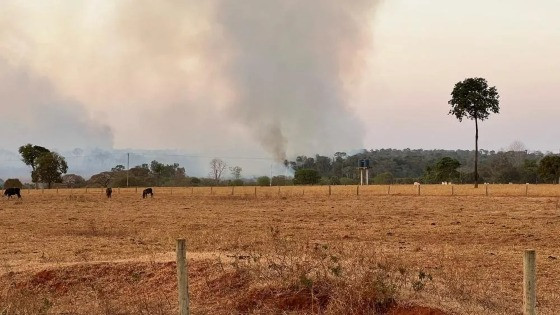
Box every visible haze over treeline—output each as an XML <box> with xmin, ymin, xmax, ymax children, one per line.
<box><xmin>1</xmin><ymin>145</ymin><xmax>557</xmax><ymax>185</ymax></box>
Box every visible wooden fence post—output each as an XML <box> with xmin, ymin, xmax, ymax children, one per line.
<box><xmin>356</xmin><ymin>185</ymin><xmax>359</xmax><ymax>196</ymax></box>
<box><xmin>417</xmin><ymin>184</ymin><xmax>420</xmax><ymax>196</ymax></box>
<box><xmin>485</xmin><ymin>184</ymin><xmax>488</xmax><ymax>196</ymax></box>
<box><xmin>329</xmin><ymin>185</ymin><xmax>331</xmax><ymax>196</ymax></box>
<box><xmin>176</xmin><ymin>239</ymin><xmax>190</xmax><ymax>315</ymax></box>
<box><xmin>135</xmin><ymin>187</ymin><xmax>138</xmax><ymax>193</ymax></box>
<box><xmin>451</xmin><ymin>185</ymin><xmax>454</xmax><ymax>196</ymax></box>
<box><xmin>254</xmin><ymin>186</ymin><xmax>257</xmax><ymax>197</ymax></box>
<box><xmin>387</xmin><ymin>185</ymin><xmax>391</xmax><ymax>195</ymax></box>
<box><xmin>231</xmin><ymin>186</ymin><xmax>234</xmax><ymax>196</ymax></box>
<box><xmin>526</xmin><ymin>184</ymin><xmax>529</xmax><ymax>197</ymax></box>
<box><xmin>210</xmin><ymin>186</ymin><xmax>213</xmax><ymax>195</ymax></box>
<box><xmin>278</xmin><ymin>186</ymin><xmax>281</xmax><ymax>196</ymax></box>
<box><xmin>191</xmin><ymin>187</ymin><xmax>194</xmax><ymax>195</ymax></box>
<box><xmin>523</xmin><ymin>249</ymin><xmax>536</xmax><ymax>315</ymax></box>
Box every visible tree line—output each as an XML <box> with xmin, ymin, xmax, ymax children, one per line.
<box><xmin>3</xmin><ymin>143</ymin><xmax>560</xmax><ymax>189</ymax></box>
<box><xmin>284</xmin><ymin>147</ymin><xmax>560</xmax><ymax>185</ymax></box>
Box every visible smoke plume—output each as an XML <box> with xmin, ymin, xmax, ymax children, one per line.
<box><xmin>0</xmin><ymin>1</ymin><xmax>378</xmax><ymax>160</ymax></box>
<box><xmin>216</xmin><ymin>0</ymin><xmax>378</xmax><ymax>160</ymax></box>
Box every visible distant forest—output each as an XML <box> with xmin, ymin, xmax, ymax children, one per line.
<box><xmin>4</xmin><ymin>147</ymin><xmax>558</xmax><ymax>189</ymax></box>
<box><xmin>75</xmin><ymin>148</ymin><xmax>558</xmax><ymax>187</ymax></box>
<box><xmin>284</xmin><ymin>148</ymin><xmax>549</xmax><ymax>185</ymax></box>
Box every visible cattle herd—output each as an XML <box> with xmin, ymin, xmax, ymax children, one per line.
<box><xmin>1</xmin><ymin>187</ymin><xmax>154</xmax><ymax>199</ymax></box>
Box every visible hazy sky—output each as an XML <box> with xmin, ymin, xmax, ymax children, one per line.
<box><xmin>1</xmin><ymin>0</ymin><xmax>559</xmax><ymax>162</ymax></box>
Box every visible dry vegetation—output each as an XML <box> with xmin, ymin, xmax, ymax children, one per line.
<box><xmin>1</xmin><ymin>185</ymin><xmax>559</xmax><ymax>314</ymax></box>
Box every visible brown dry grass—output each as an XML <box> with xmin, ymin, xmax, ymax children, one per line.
<box><xmin>1</xmin><ymin>186</ymin><xmax>560</xmax><ymax>314</ymax></box>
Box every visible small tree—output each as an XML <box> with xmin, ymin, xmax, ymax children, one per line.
<box><xmin>449</xmin><ymin>77</ymin><xmax>500</xmax><ymax>188</ymax></box>
<box><xmin>293</xmin><ymin>169</ymin><xmax>321</xmax><ymax>185</ymax></box>
<box><xmin>3</xmin><ymin>178</ymin><xmax>23</xmax><ymax>189</ymax></box>
<box><xmin>112</xmin><ymin>165</ymin><xmax>126</xmax><ymax>172</ymax></box>
<box><xmin>35</xmin><ymin>152</ymin><xmax>68</xmax><ymax>188</ymax></box>
<box><xmin>18</xmin><ymin>144</ymin><xmax>50</xmax><ymax>188</ymax></box>
<box><xmin>257</xmin><ymin>176</ymin><xmax>270</xmax><ymax>186</ymax></box>
<box><xmin>538</xmin><ymin>155</ymin><xmax>560</xmax><ymax>183</ymax></box>
<box><xmin>229</xmin><ymin>166</ymin><xmax>243</xmax><ymax>180</ymax></box>
<box><xmin>424</xmin><ymin>157</ymin><xmax>461</xmax><ymax>183</ymax></box>
<box><xmin>209</xmin><ymin>158</ymin><xmax>227</xmax><ymax>185</ymax></box>
<box><xmin>62</xmin><ymin>174</ymin><xmax>86</xmax><ymax>188</ymax></box>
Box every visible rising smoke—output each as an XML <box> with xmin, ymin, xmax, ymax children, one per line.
<box><xmin>0</xmin><ymin>1</ymin><xmax>378</xmax><ymax>161</ymax></box>
<box><xmin>216</xmin><ymin>0</ymin><xmax>378</xmax><ymax>160</ymax></box>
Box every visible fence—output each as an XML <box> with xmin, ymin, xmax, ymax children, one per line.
<box><xmin>173</xmin><ymin>239</ymin><xmax>539</xmax><ymax>315</ymax></box>
<box><xmin>10</xmin><ymin>184</ymin><xmax>560</xmax><ymax>198</ymax></box>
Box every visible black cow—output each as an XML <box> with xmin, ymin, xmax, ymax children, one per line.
<box><xmin>106</xmin><ymin>187</ymin><xmax>112</xmax><ymax>198</ymax></box>
<box><xmin>142</xmin><ymin>188</ymin><xmax>153</xmax><ymax>199</ymax></box>
<box><xmin>4</xmin><ymin>187</ymin><xmax>21</xmax><ymax>199</ymax></box>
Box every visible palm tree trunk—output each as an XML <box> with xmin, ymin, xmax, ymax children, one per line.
<box><xmin>474</xmin><ymin>117</ymin><xmax>479</xmax><ymax>188</ymax></box>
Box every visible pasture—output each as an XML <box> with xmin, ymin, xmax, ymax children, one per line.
<box><xmin>1</xmin><ymin>185</ymin><xmax>559</xmax><ymax>314</ymax></box>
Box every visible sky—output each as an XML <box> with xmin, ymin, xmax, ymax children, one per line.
<box><xmin>1</xmin><ymin>0</ymin><xmax>559</xmax><ymax>177</ymax></box>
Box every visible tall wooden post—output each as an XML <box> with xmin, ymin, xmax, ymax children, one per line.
<box><xmin>356</xmin><ymin>185</ymin><xmax>359</xmax><ymax>196</ymax></box>
<box><xmin>417</xmin><ymin>184</ymin><xmax>420</xmax><ymax>196</ymax></box>
<box><xmin>329</xmin><ymin>185</ymin><xmax>331</xmax><ymax>196</ymax></box>
<box><xmin>485</xmin><ymin>184</ymin><xmax>488</xmax><ymax>196</ymax></box>
<box><xmin>525</xmin><ymin>184</ymin><xmax>529</xmax><ymax>197</ymax></box>
<box><xmin>387</xmin><ymin>185</ymin><xmax>391</xmax><ymax>195</ymax></box>
<box><xmin>231</xmin><ymin>186</ymin><xmax>234</xmax><ymax>196</ymax></box>
<box><xmin>176</xmin><ymin>239</ymin><xmax>190</xmax><ymax>315</ymax></box>
<box><xmin>451</xmin><ymin>185</ymin><xmax>454</xmax><ymax>196</ymax></box>
<box><xmin>523</xmin><ymin>249</ymin><xmax>536</xmax><ymax>315</ymax></box>
<box><xmin>254</xmin><ymin>186</ymin><xmax>257</xmax><ymax>197</ymax></box>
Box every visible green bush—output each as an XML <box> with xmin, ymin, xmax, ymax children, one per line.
<box><xmin>256</xmin><ymin>176</ymin><xmax>270</xmax><ymax>186</ymax></box>
<box><xmin>3</xmin><ymin>178</ymin><xmax>23</xmax><ymax>189</ymax></box>
<box><xmin>293</xmin><ymin>169</ymin><xmax>320</xmax><ymax>185</ymax></box>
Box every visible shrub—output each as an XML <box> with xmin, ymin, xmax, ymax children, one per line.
<box><xmin>293</xmin><ymin>169</ymin><xmax>320</xmax><ymax>185</ymax></box>
<box><xmin>3</xmin><ymin>178</ymin><xmax>23</xmax><ymax>189</ymax></box>
<box><xmin>257</xmin><ymin>176</ymin><xmax>271</xmax><ymax>186</ymax></box>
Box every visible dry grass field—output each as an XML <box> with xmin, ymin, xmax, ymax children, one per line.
<box><xmin>1</xmin><ymin>185</ymin><xmax>560</xmax><ymax>314</ymax></box>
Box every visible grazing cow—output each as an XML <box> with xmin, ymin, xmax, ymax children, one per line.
<box><xmin>142</xmin><ymin>188</ymin><xmax>153</xmax><ymax>198</ymax></box>
<box><xmin>3</xmin><ymin>187</ymin><xmax>21</xmax><ymax>199</ymax></box>
<box><xmin>106</xmin><ymin>187</ymin><xmax>112</xmax><ymax>198</ymax></box>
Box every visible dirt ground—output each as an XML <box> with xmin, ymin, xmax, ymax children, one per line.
<box><xmin>1</xmin><ymin>186</ymin><xmax>559</xmax><ymax>314</ymax></box>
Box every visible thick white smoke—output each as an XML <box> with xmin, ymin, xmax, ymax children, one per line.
<box><xmin>0</xmin><ymin>1</ymin><xmax>379</xmax><ymax>160</ymax></box>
